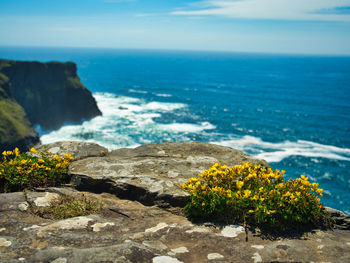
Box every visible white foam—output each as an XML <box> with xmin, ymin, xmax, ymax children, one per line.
<box><xmin>40</xmin><ymin>92</ymin><xmax>214</xmax><ymax>150</ymax></box>
<box><xmin>159</xmin><ymin>122</ymin><xmax>216</xmax><ymax>133</ymax></box>
<box><xmin>127</xmin><ymin>89</ymin><xmax>147</xmax><ymax>94</ymax></box>
<box><xmin>213</xmin><ymin>135</ymin><xmax>350</xmax><ymax>163</ymax></box>
<box><xmin>154</xmin><ymin>93</ymin><xmax>172</xmax><ymax>97</ymax></box>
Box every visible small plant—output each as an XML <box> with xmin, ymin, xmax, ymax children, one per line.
<box><xmin>0</xmin><ymin>147</ymin><xmax>74</xmax><ymax>192</ymax></box>
<box><xmin>181</xmin><ymin>162</ymin><xmax>328</xmax><ymax>230</ymax></box>
<box><xmin>34</xmin><ymin>194</ymin><xmax>103</xmax><ymax>219</ymax></box>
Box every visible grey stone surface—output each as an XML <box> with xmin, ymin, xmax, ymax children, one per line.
<box><xmin>69</xmin><ymin>142</ymin><xmax>268</xmax><ymax>207</ymax></box>
<box><xmin>1</xmin><ymin>141</ymin><xmax>350</xmax><ymax>263</ymax></box>
<box><xmin>0</xmin><ymin>187</ymin><xmax>349</xmax><ymax>263</ymax></box>
<box><xmin>37</xmin><ymin>141</ymin><xmax>108</xmax><ymax>160</ymax></box>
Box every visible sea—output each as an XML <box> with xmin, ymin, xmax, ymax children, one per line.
<box><xmin>0</xmin><ymin>46</ymin><xmax>349</xmax><ymax>215</ymax></box>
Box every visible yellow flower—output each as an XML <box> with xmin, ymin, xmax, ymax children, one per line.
<box><xmin>283</xmin><ymin>192</ymin><xmax>291</xmax><ymax>197</ymax></box>
<box><xmin>14</xmin><ymin>147</ymin><xmax>20</xmax><ymax>156</ymax></box>
<box><xmin>276</xmin><ymin>183</ymin><xmax>284</xmax><ymax>189</ymax></box>
<box><xmin>243</xmin><ymin>189</ymin><xmax>251</xmax><ymax>198</ymax></box>
<box><xmin>30</xmin><ymin>148</ymin><xmax>38</xmax><ymax>154</ymax></box>
<box><xmin>63</xmin><ymin>153</ymin><xmax>74</xmax><ymax>160</ymax></box>
<box><xmin>54</xmin><ymin>154</ymin><xmax>62</xmax><ymax>161</ymax></box>
<box><xmin>248</xmin><ymin>210</ymin><xmax>254</xmax><ymax>213</ymax></box>
<box><xmin>301</xmin><ymin>174</ymin><xmax>309</xmax><ymax>181</ymax></box>
<box><xmin>316</xmin><ymin>188</ymin><xmax>324</xmax><ymax>195</ymax></box>
<box><xmin>250</xmin><ymin>195</ymin><xmax>259</xmax><ymax>201</ymax></box>
<box><xmin>38</xmin><ymin>158</ymin><xmax>45</xmax><ymax>163</ymax></box>
<box><xmin>312</xmin><ymin>182</ymin><xmax>319</xmax><ymax>189</ymax></box>
<box><xmin>2</xmin><ymin>151</ymin><xmax>7</xmax><ymax>156</ymax></box>
<box><xmin>20</xmin><ymin>160</ymin><xmax>27</xmax><ymax>165</ymax></box>
<box><xmin>236</xmin><ymin>181</ymin><xmax>244</xmax><ymax>189</ymax></box>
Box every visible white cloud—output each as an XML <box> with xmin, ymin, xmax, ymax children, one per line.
<box><xmin>172</xmin><ymin>0</ymin><xmax>350</xmax><ymax>21</ymax></box>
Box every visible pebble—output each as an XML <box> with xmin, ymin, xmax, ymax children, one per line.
<box><xmin>207</xmin><ymin>253</ymin><xmax>224</xmax><ymax>260</ymax></box>
<box><xmin>185</xmin><ymin>227</ymin><xmax>209</xmax><ymax>233</ymax></box>
<box><xmin>145</xmin><ymin>223</ymin><xmax>168</xmax><ymax>233</ymax></box>
<box><xmin>51</xmin><ymin>258</ymin><xmax>67</xmax><ymax>263</ymax></box>
<box><xmin>152</xmin><ymin>256</ymin><xmax>184</xmax><ymax>263</ymax></box>
<box><xmin>0</xmin><ymin>237</ymin><xmax>12</xmax><ymax>247</ymax></box>
<box><xmin>92</xmin><ymin>222</ymin><xmax>114</xmax><ymax>232</ymax></box>
<box><xmin>252</xmin><ymin>252</ymin><xmax>262</xmax><ymax>263</ymax></box>
<box><xmin>251</xmin><ymin>245</ymin><xmax>264</xmax><ymax>249</ymax></box>
<box><xmin>170</xmin><ymin>247</ymin><xmax>189</xmax><ymax>254</ymax></box>
<box><xmin>221</xmin><ymin>225</ymin><xmax>245</xmax><ymax>237</ymax></box>
<box><xmin>34</xmin><ymin>192</ymin><xmax>59</xmax><ymax>207</ymax></box>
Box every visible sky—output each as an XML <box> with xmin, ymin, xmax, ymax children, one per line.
<box><xmin>1</xmin><ymin>0</ymin><xmax>350</xmax><ymax>55</ymax></box>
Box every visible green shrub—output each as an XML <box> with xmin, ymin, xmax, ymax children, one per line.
<box><xmin>0</xmin><ymin>147</ymin><xmax>73</xmax><ymax>192</ymax></box>
<box><xmin>34</xmin><ymin>194</ymin><xmax>103</xmax><ymax>220</ymax></box>
<box><xmin>181</xmin><ymin>162</ymin><xmax>328</xmax><ymax>230</ymax></box>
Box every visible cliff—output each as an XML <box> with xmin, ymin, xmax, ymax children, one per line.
<box><xmin>0</xmin><ymin>59</ymin><xmax>101</xmax><ymax>150</ymax></box>
<box><xmin>0</xmin><ymin>142</ymin><xmax>349</xmax><ymax>263</ymax></box>
<box><xmin>0</xmin><ymin>72</ymin><xmax>39</xmax><ymax>151</ymax></box>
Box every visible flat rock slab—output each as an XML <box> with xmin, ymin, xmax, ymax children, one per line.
<box><xmin>0</xmin><ymin>188</ymin><xmax>349</xmax><ymax>263</ymax></box>
<box><xmin>69</xmin><ymin>142</ymin><xmax>268</xmax><ymax>207</ymax></box>
<box><xmin>37</xmin><ymin>141</ymin><xmax>108</xmax><ymax>160</ymax></box>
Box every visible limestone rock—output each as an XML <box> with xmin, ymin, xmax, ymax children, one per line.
<box><xmin>325</xmin><ymin>206</ymin><xmax>350</xmax><ymax>230</ymax></box>
<box><xmin>0</xmin><ymin>187</ymin><xmax>349</xmax><ymax>263</ymax></box>
<box><xmin>1</xmin><ymin>141</ymin><xmax>349</xmax><ymax>262</ymax></box>
<box><xmin>37</xmin><ymin>141</ymin><xmax>108</xmax><ymax>160</ymax></box>
<box><xmin>69</xmin><ymin>142</ymin><xmax>268</xmax><ymax>207</ymax></box>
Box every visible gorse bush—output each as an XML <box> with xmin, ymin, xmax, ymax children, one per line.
<box><xmin>0</xmin><ymin>147</ymin><xmax>73</xmax><ymax>192</ymax></box>
<box><xmin>181</xmin><ymin>162</ymin><xmax>327</xmax><ymax>229</ymax></box>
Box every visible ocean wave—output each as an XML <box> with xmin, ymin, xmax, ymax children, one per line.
<box><xmin>154</xmin><ymin>93</ymin><xmax>172</xmax><ymax>97</ymax></box>
<box><xmin>127</xmin><ymin>89</ymin><xmax>148</xmax><ymax>94</ymax></box>
<box><xmin>213</xmin><ymin>135</ymin><xmax>350</xmax><ymax>163</ymax></box>
<box><xmin>158</xmin><ymin>122</ymin><xmax>216</xmax><ymax>133</ymax></box>
<box><xmin>40</xmin><ymin>92</ymin><xmax>214</xmax><ymax>150</ymax></box>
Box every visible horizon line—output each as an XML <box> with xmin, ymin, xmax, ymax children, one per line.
<box><xmin>1</xmin><ymin>44</ymin><xmax>350</xmax><ymax>58</ymax></box>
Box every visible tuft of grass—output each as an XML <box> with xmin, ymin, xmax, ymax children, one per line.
<box><xmin>182</xmin><ymin>162</ymin><xmax>331</xmax><ymax>231</ymax></box>
<box><xmin>34</xmin><ymin>194</ymin><xmax>103</xmax><ymax>220</ymax></box>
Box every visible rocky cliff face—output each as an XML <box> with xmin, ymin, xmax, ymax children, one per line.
<box><xmin>1</xmin><ymin>142</ymin><xmax>349</xmax><ymax>263</ymax></box>
<box><xmin>0</xmin><ymin>59</ymin><xmax>102</xmax><ymax>150</ymax></box>
<box><xmin>0</xmin><ymin>59</ymin><xmax>101</xmax><ymax>131</ymax></box>
<box><xmin>0</xmin><ymin>72</ymin><xmax>39</xmax><ymax>151</ymax></box>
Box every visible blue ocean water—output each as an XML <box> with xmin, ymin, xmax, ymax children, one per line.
<box><xmin>1</xmin><ymin>46</ymin><xmax>349</xmax><ymax>214</ymax></box>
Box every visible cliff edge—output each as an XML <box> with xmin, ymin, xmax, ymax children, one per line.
<box><xmin>0</xmin><ymin>59</ymin><xmax>101</xmax><ymax>150</ymax></box>
<box><xmin>0</xmin><ymin>72</ymin><xmax>39</xmax><ymax>151</ymax></box>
